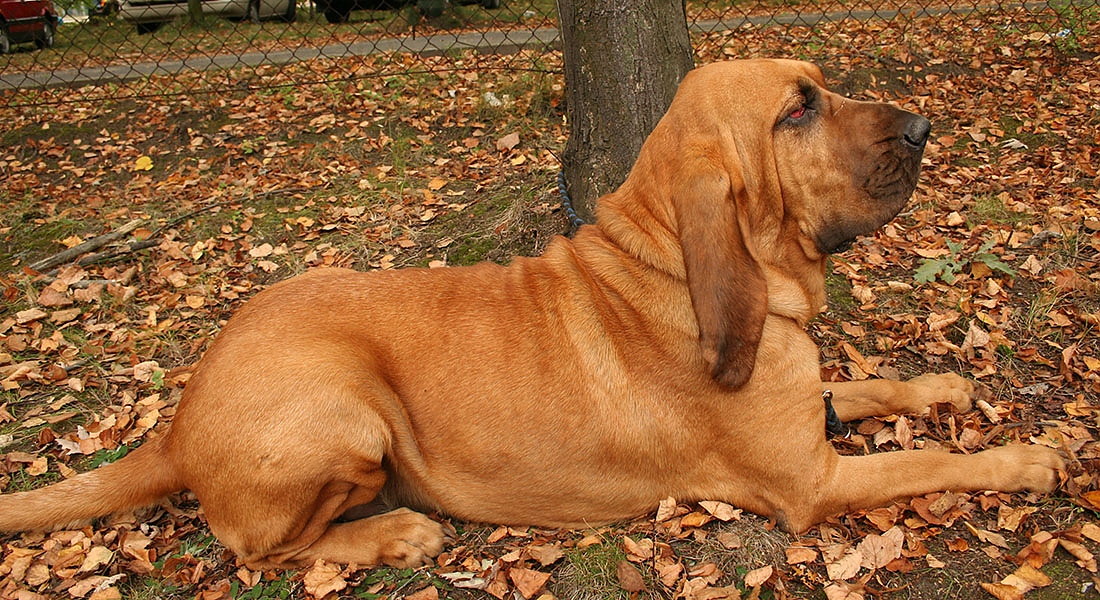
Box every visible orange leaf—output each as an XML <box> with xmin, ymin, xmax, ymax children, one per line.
<box><xmin>508</xmin><ymin>567</ymin><xmax>550</xmax><ymax>599</ymax></box>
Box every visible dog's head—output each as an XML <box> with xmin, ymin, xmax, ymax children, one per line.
<box><xmin>611</xmin><ymin>59</ymin><xmax>930</xmax><ymax>389</ymax></box>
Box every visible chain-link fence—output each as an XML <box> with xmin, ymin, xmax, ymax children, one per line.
<box><xmin>0</xmin><ymin>0</ymin><xmax>1097</xmax><ymax>107</ymax></box>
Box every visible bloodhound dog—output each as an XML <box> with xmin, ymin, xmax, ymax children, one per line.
<box><xmin>0</xmin><ymin>59</ymin><xmax>1063</xmax><ymax>570</ymax></box>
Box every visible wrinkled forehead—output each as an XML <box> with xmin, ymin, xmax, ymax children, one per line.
<box><xmin>678</xmin><ymin>59</ymin><xmax>827</xmax><ymax>111</ymax></box>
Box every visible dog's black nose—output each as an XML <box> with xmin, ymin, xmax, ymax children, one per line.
<box><xmin>902</xmin><ymin>115</ymin><xmax>931</xmax><ymax>149</ymax></box>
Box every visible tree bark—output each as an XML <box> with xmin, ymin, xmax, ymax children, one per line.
<box><xmin>557</xmin><ymin>0</ymin><xmax>694</xmax><ymax>223</ymax></box>
<box><xmin>188</xmin><ymin>0</ymin><xmax>203</xmax><ymax>24</ymax></box>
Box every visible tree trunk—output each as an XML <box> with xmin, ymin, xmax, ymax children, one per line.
<box><xmin>188</xmin><ymin>0</ymin><xmax>203</xmax><ymax>24</ymax></box>
<box><xmin>557</xmin><ymin>0</ymin><xmax>694</xmax><ymax>223</ymax></box>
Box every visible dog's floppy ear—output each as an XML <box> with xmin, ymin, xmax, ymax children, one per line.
<box><xmin>676</xmin><ymin>163</ymin><xmax>767</xmax><ymax>390</ymax></box>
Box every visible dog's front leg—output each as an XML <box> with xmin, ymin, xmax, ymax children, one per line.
<box><xmin>826</xmin><ymin>373</ymin><xmax>975</xmax><ymax>421</ymax></box>
<box><xmin>793</xmin><ymin>444</ymin><xmax>1064</xmax><ymax>532</ymax></box>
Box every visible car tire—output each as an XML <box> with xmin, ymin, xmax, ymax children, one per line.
<box><xmin>135</xmin><ymin>21</ymin><xmax>164</xmax><ymax>34</ymax></box>
<box><xmin>35</xmin><ymin>18</ymin><xmax>55</xmax><ymax>49</ymax></box>
<box><xmin>0</xmin><ymin>27</ymin><xmax>10</xmax><ymax>55</ymax></box>
<box><xmin>280</xmin><ymin>0</ymin><xmax>296</xmax><ymax>22</ymax></box>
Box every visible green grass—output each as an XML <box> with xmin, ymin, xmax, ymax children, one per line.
<box><xmin>554</xmin><ymin>540</ymin><xmax>635</xmax><ymax>600</ymax></box>
<box><xmin>969</xmin><ymin>194</ymin><xmax>1030</xmax><ymax>227</ymax></box>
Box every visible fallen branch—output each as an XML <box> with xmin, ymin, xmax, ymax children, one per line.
<box><xmin>29</xmin><ymin>219</ymin><xmax>145</xmax><ymax>273</ymax></box>
<box><xmin>75</xmin><ymin>239</ymin><xmax>161</xmax><ymax>269</ymax></box>
<box><xmin>30</xmin><ymin>187</ymin><xmax>311</xmax><ymax>275</ymax></box>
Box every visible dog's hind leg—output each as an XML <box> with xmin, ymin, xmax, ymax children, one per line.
<box><xmin>825</xmin><ymin>373</ymin><xmax>975</xmax><ymax>421</ymax></box>
<box><xmin>275</xmin><ymin>508</ymin><xmax>448</xmax><ymax>568</ymax></box>
<box><xmin>203</xmin><ymin>465</ymin><xmax>448</xmax><ymax>570</ymax></box>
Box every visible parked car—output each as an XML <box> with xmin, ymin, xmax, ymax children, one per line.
<box><xmin>314</xmin><ymin>0</ymin><xmax>499</xmax><ymax>25</ymax></box>
<box><xmin>119</xmin><ymin>0</ymin><xmax>296</xmax><ymax>34</ymax></box>
<box><xmin>0</xmin><ymin>0</ymin><xmax>58</xmax><ymax>53</ymax></box>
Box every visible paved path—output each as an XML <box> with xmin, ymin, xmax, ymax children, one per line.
<box><xmin>0</xmin><ymin>2</ymin><xmax>1063</xmax><ymax>92</ymax></box>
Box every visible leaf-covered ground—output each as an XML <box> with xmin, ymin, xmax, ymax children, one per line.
<box><xmin>1</xmin><ymin>9</ymin><xmax>1098</xmax><ymax>600</ymax></box>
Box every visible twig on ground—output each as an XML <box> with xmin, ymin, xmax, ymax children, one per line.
<box><xmin>28</xmin><ymin>219</ymin><xmax>144</xmax><ymax>273</ymax></box>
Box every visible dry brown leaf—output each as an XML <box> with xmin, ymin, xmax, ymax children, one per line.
<box><xmin>699</xmin><ymin>500</ymin><xmax>741</xmax><ymax>522</ymax></box>
<box><xmin>622</xmin><ymin>536</ymin><xmax>653</xmax><ymax>561</ymax></box>
<box><xmin>509</xmin><ymin>567</ymin><xmax>551</xmax><ymax>599</ymax></box>
<box><xmin>1082</xmin><ymin>522</ymin><xmax>1100</xmax><ymax>543</ymax></box>
<box><xmin>495</xmin><ymin>132</ymin><xmax>520</xmax><ymax>151</ymax></box>
<box><xmin>826</xmin><ymin>549</ymin><xmax>862</xmax><ymax>581</ymax></box>
<box><xmin>857</xmin><ymin>526</ymin><xmax>904</xmax><ymax>569</ymax></box>
<box><xmin>1002</xmin><ymin>564</ymin><xmax>1052</xmax><ymax>590</ymax></box>
<box><xmin>824</xmin><ymin>582</ymin><xmax>865</xmax><ymax>600</ymax></box>
<box><xmin>405</xmin><ymin>586</ymin><xmax>440</xmax><ymax>600</ymax></box>
<box><xmin>680</xmin><ymin>511</ymin><xmax>711</xmax><ymax>528</ymax></box>
<box><xmin>655</xmin><ymin>497</ymin><xmax>678</xmax><ymax>522</ymax></box>
<box><xmin>980</xmin><ymin>582</ymin><xmax>1024</xmax><ymax>600</ymax></box>
<box><xmin>655</xmin><ymin>557</ymin><xmax>683</xmax><ymax>588</ymax></box>
<box><xmin>1058</xmin><ymin>539</ymin><xmax>1097</xmax><ymax>572</ymax></box>
<box><xmin>78</xmin><ymin>546</ymin><xmax>114</xmax><ymax>573</ymax></box>
<box><xmin>743</xmin><ymin>565</ymin><xmax>773</xmax><ymax>587</ymax></box>
<box><xmin>616</xmin><ymin>560</ymin><xmax>646</xmax><ymax>593</ymax></box>
<box><xmin>302</xmin><ymin>559</ymin><xmax>347</xmax><ymax>598</ymax></box>
<box><xmin>786</xmin><ymin>546</ymin><xmax>818</xmax><ymax>565</ymax></box>
<box><xmin>715</xmin><ymin>532</ymin><xmax>741</xmax><ymax>549</ymax></box>
<box><xmin>526</xmin><ymin>543</ymin><xmax>564</xmax><ymax>567</ymax></box>
<box><xmin>997</xmin><ymin>505</ymin><xmax>1037</xmax><ymax>532</ymax></box>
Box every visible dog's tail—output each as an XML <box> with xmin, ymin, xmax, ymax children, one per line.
<box><xmin>0</xmin><ymin>433</ymin><xmax>183</xmax><ymax>532</ymax></box>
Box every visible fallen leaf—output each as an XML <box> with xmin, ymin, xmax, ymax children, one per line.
<box><xmin>826</xmin><ymin>549</ymin><xmax>862</xmax><ymax>581</ymax></box>
<box><xmin>981</xmin><ymin>582</ymin><xmax>1024</xmax><ymax>600</ymax></box>
<box><xmin>133</xmin><ymin>155</ymin><xmax>153</xmax><ymax>171</ymax></box>
<box><xmin>249</xmin><ymin>243</ymin><xmax>274</xmax><ymax>258</ymax></box>
<box><xmin>615</xmin><ymin>560</ymin><xmax>646</xmax><ymax>593</ymax></box>
<box><xmin>825</xmin><ymin>582</ymin><xmax>865</xmax><ymax>600</ymax></box>
<box><xmin>743</xmin><ymin>565</ymin><xmax>773</xmax><ymax>587</ymax></box>
<box><xmin>496</xmin><ymin>132</ymin><xmax>520</xmax><ymax>151</ymax></box>
<box><xmin>1082</xmin><ymin>522</ymin><xmax>1100</xmax><ymax>543</ymax></box>
<box><xmin>302</xmin><ymin>559</ymin><xmax>347</xmax><ymax>598</ymax></box>
<box><xmin>622</xmin><ymin>536</ymin><xmax>653</xmax><ymax>561</ymax></box>
<box><xmin>509</xmin><ymin>567</ymin><xmax>551</xmax><ymax>599</ymax></box>
<box><xmin>655</xmin><ymin>497</ymin><xmax>678</xmax><ymax>521</ymax></box>
<box><xmin>526</xmin><ymin>544</ymin><xmax>564</xmax><ymax>567</ymax></box>
<box><xmin>78</xmin><ymin>546</ymin><xmax>114</xmax><ymax>573</ymax></box>
<box><xmin>786</xmin><ymin>546</ymin><xmax>818</xmax><ymax>564</ymax></box>
<box><xmin>699</xmin><ymin>500</ymin><xmax>741</xmax><ymax>522</ymax></box>
<box><xmin>1058</xmin><ymin>539</ymin><xmax>1097</xmax><ymax>572</ymax></box>
<box><xmin>997</xmin><ymin>505</ymin><xmax>1037</xmax><ymax>532</ymax></box>
<box><xmin>405</xmin><ymin>586</ymin><xmax>439</xmax><ymax>600</ymax></box>
<box><xmin>858</xmin><ymin>526</ymin><xmax>904</xmax><ymax>569</ymax></box>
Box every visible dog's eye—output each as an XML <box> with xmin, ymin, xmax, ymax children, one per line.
<box><xmin>789</xmin><ymin>105</ymin><xmax>808</xmax><ymax>120</ymax></box>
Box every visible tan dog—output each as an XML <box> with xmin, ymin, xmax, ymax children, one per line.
<box><xmin>0</xmin><ymin>59</ymin><xmax>1063</xmax><ymax>570</ymax></box>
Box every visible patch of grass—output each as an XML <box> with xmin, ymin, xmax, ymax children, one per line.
<box><xmin>122</xmin><ymin>577</ymin><xmax>189</xmax><ymax>600</ymax></box>
<box><xmin>824</xmin><ymin>269</ymin><xmax>855</xmax><ymax>311</ymax></box>
<box><xmin>969</xmin><ymin>194</ymin><xmax>1029</xmax><ymax>227</ymax></box>
<box><xmin>351</xmin><ymin>566</ymin><xmax>429</xmax><ymax>598</ymax></box>
<box><xmin>232</xmin><ymin>572</ymin><xmax>298</xmax><ymax>599</ymax></box>
<box><xmin>997</xmin><ymin>115</ymin><xmax>1061</xmax><ymax>154</ymax></box>
<box><xmin>553</xmin><ymin>539</ymin><xmax>635</xmax><ymax>600</ymax></box>
<box><xmin>0</xmin><ymin>209</ymin><xmax>89</xmax><ymax>269</ymax></box>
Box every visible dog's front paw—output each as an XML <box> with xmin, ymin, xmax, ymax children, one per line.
<box><xmin>906</xmin><ymin>373</ymin><xmax>978</xmax><ymax>413</ymax></box>
<box><xmin>376</xmin><ymin>508</ymin><xmax>450</xmax><ymax>568</ymax></box>
<box><xmin>985</xmin><ymin>444</ymin><xmax>1065</xmax><ymax>493</ymax></box>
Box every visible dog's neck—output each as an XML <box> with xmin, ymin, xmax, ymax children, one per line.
<box><xmin>594</xmin><ymin>188</ymin><xmax>687</xmax><ymax>280</ymax></box>
<box><xmin>761</xmin><ymin>264</ymin><xmax>824</xmax><ymax>327</ymax></box>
